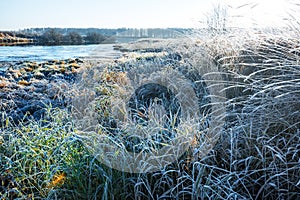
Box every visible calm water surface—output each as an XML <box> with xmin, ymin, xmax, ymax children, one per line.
<box><xmin>0</xmin><ymin>44</ymin><xmax>122</xmax><ymax>62</ymax></box>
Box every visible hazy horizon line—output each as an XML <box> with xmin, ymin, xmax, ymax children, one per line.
<box><xmin>1</xmin><ymin>26</ymin><xmax>290</xmax><ymax>32</ymax></box>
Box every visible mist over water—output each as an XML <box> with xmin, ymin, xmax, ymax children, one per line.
<box><xmin>0</xmin><ymin>44</ymin><xmax>122</xmax><ymax>62</ymax></box>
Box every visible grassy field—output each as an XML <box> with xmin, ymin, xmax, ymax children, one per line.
<box><xmin>1</xmin><ymin>30</ymin><xmax>300</xmax><ymax>199</ymax></box>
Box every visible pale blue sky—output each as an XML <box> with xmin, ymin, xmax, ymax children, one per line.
<box><xmin>0</xmin><ymin>0</ymin><xmax>296</xmax><ymax>30</ymax></box>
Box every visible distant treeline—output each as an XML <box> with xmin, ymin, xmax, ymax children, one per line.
<box><xmin>21</xmin><ymin>27</ymin><xmax>191</xmax><ymax>38</ymax></box>
<box><xmin>0</xmin><ymin>29</ymin><xmax>114</xmax><ymax>45</ymax></box>
<box><xmin>21</xmin><ymin>27</ymin><xmax>124</xmax><ymax>37</ymax></box>
<box><xmin>1</xmin><ymin>28</ymin><xmax>192</xmax><ymax>46</ymax></box>
<box><xmin>36</xmin><ymin>29</ymin><xmax>113</xmax><ymax>45</ymax></box>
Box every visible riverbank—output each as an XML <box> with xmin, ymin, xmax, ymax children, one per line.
<box><xmin>0</xmin><ymin>58</ymin><xmax>84</xmax><ymax>123</ymax></box>
<box><xmin>0</xmin><ymin>32</ymin><xmax>34</xmax><ymax>46</ymax></box>
<box><xmin>0</xmin><ymin>43</ymin><xmax>166</xmax><ymax>124</ymax></box>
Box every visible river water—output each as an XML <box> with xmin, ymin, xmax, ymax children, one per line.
<box><xmin>0</xmin><ymin>44</ymin><xmax>122</xmax><ymax>62</ymax></box>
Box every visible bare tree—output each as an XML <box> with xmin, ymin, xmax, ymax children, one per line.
<box><xmin>39</xmin><ymin>29</ymin><xmax>64</xmax><ymax>45</ymax></box>
<box><xmin>65</xmin><ymin>32</ymin><xmax>83</xmax><ymax>45</ymax></box>
<box><xmin>85</xmin><ymin>32</ymin><xmax>106</xmax><ymax>44</ymax></box>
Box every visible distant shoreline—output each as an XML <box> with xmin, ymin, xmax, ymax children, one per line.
<box><xmin>0</xmin><ymin>27</ymin><xmax>188</xmax><ymax>46</ymax></box>
<box><xmin>0</xmin><ymin>32</ymin><xmax>35</xmax><ymax>46</ymax></box>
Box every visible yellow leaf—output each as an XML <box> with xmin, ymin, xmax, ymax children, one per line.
<box><xmin>48</xmin><ymin>172</ymin><xmax>66</xmax><ymax>188</ymax></box>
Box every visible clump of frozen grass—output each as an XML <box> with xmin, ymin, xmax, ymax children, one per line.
<box><xmin>183</xmin><ymin>29</ymin><xmax>300</xmax><ymax>199</ymax></box>
<box><xmin>0</xmin><ymin>108</ymin><xmax>120</xmax><ymax>199</ymax></box>
<box><xmin>72</xmin><ymin>47</ymin><xmax>214</xmax><ymax>172</ymax></box>
<box><xmin>68</xmin><ymin>28</ymin><xmax>300</xmax><ymax>199</ymax></box>
<box><xmin>126</xmin><ymin>36</ymin><xmax>299</xmax><ymax>200</ymax></box>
